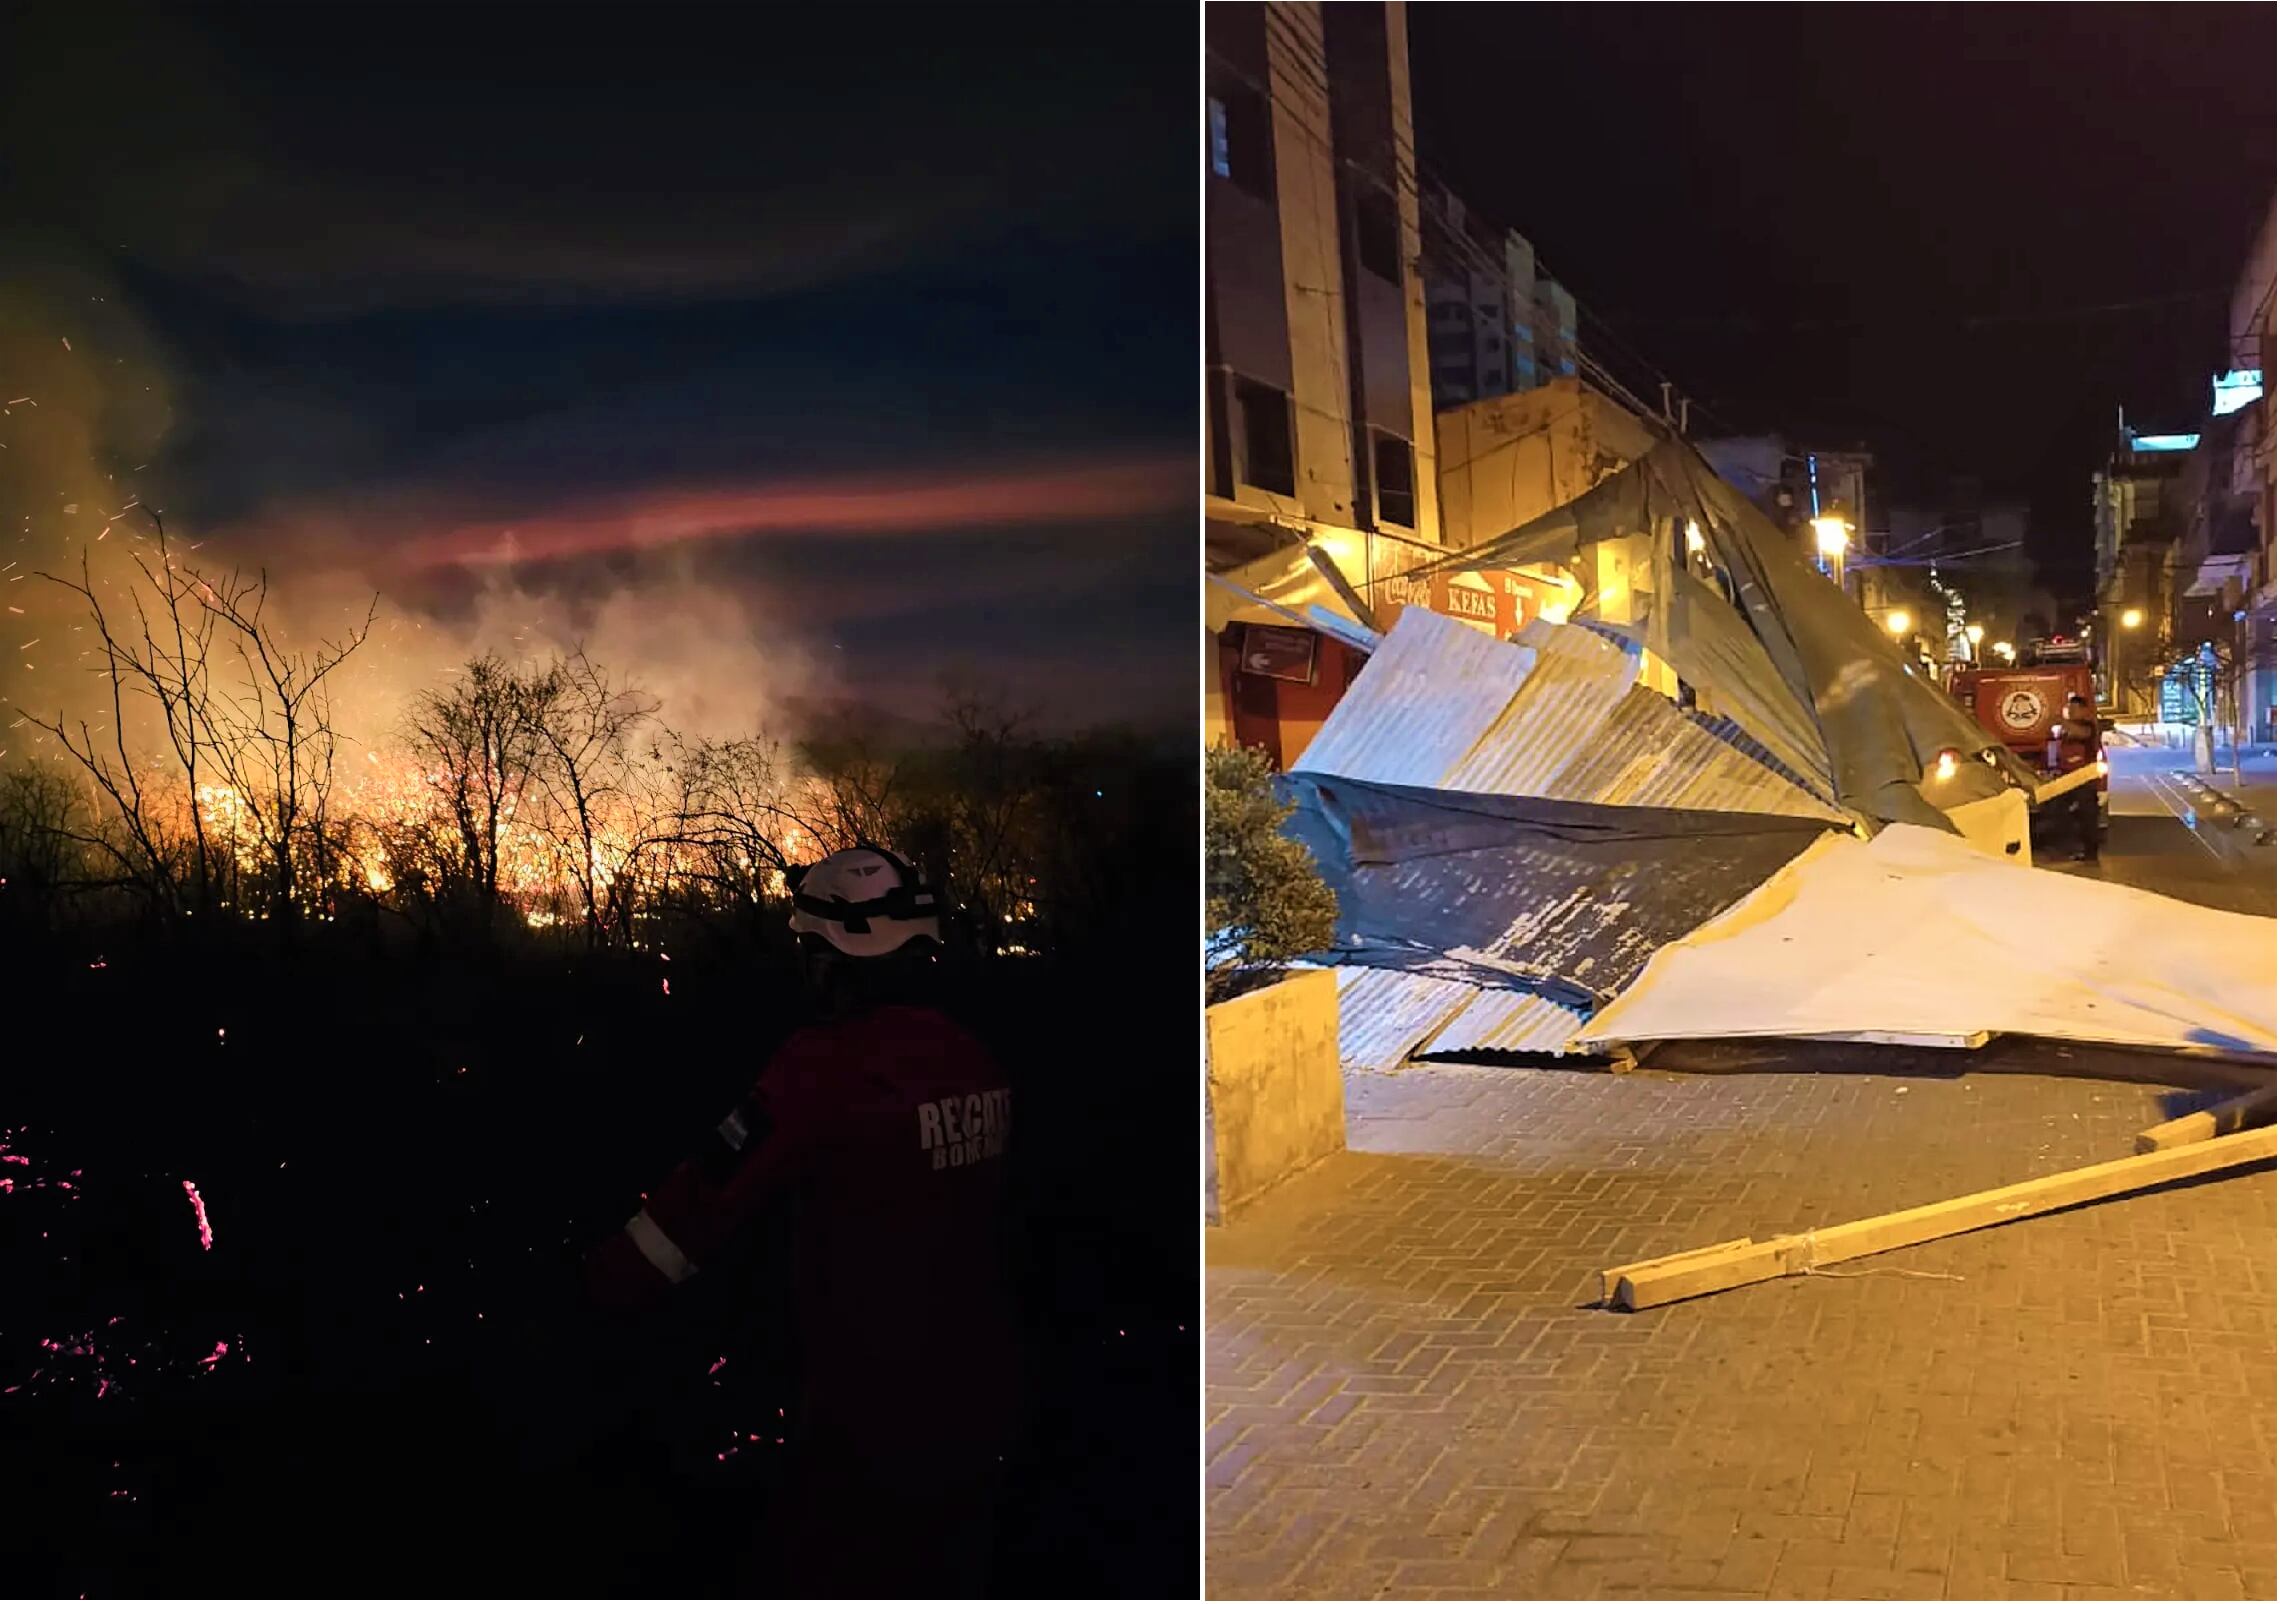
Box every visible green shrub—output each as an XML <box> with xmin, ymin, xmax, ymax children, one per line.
<box><xmin>1205</xmin><ymin>741</ymin><xmax>1337</xmax><ymax>1003</ymax></box>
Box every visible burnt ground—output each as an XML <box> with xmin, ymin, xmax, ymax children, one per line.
<box><xmin>0</xmin><ymin>941</ymin><xmax>1197</xmax><ymax>1597</ymax></box>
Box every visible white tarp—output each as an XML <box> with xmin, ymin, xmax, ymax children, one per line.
<box><xmin>1580</xmin><ymin>823</ymin><xmax>2277</xmax><ymax>1057</ymax></box>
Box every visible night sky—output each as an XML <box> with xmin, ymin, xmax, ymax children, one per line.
<box><xmin>0</xmin><ymin>5</ymin><xmax>1193</xmax><ymax>740</ymax></box>
<box><xmin>1410</xmin><ymin>3</ymin><xmax>2276</xmax><ymax>606</ymax></box>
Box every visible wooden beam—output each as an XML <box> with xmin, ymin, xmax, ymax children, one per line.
<box><xmin>2136</xmin><ymin>1085</ymin><xmax>2277</xmax><ymax>1154</ymax></box>
<box><xmin>1602</xmin><ymin>1124</ymin><xmax>2277</xmax><ymax>1312</ymax></box>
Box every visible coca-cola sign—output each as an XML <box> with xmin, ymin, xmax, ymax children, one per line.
<box><xmin>1369</xmin><ymin>537</ymin><xmax>1553</xmax><ymax>638</ymax></box>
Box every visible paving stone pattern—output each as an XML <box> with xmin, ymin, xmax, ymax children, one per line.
<box><xmin>1206</xmin><ymin>1063</ymin><xmax>2276</xmax><ymax>1600</ymax></box>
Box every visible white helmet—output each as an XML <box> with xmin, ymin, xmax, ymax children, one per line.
<box><xmin>787</xmin><ymin>845</ymin><xmax>942</xmax><ymax>959</ymax></box>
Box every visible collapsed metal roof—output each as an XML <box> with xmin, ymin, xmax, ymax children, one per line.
<box><xmin>1283</xmin><ymin>774</ymin><xmax>1830</xmax><ymax>1013</ymax></box>
<box><xmin>1399</xmin><ymin>437</ymin><xmax>2040</xmax><ymax>832</ymax></box>
<box><xmin>1294</xmin><ymin>609</ymin><xmax>1850</xmax><ymax>823</ymax></box>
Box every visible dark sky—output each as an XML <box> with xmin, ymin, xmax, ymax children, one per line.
<box><xmin>1410</xmin><ymin>3</ymin><xmax>2276</xmax><ymax>606</ymax></box>
<box><xmin>0</xmin><ymin>4</ymin><xmax>1192</xmax><ymax>740</ymax></box>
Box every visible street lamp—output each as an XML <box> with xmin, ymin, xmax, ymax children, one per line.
<box><xmin>1884</xmin><ymin>608</ymin><xmax>1911</xmax><ymax>636</ymax></box>
<box><xmin>1811</xmin><ymin>516</ymin><xmax>1851</xmax><ymax>596</ymax></box>
<box><xmin>2121</xmin><ymin>608</ymin><xmax>2144</xmax><ymax>630</ymax></box>
<box><xmin>1993</xmin><ymin>640</ymin><xmax>2015</xmax><ymax>662</ymax></box>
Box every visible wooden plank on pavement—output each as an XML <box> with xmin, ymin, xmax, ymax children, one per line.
<box><xmin>2136</xmin><ymin>1084</ymin><xmax>2277</xmax><ymax>1154</ymax></box>
<box><xmin>1603</xmin><ymin>1124</ymin><xmax>2278</xmax><ymax>1312</ymax></box>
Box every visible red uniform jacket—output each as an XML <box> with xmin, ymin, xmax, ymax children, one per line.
<box><xmin>2053</xmin><ymin>715</ymin><xmax>2101</xmax><ymax>774</ymax></box>
<box><xmin>587</xmin><ymin>1004</ymin><xmax>1022</xmax><ymax>1444</ymax></box>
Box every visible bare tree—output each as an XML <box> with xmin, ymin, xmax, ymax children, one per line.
<box><xmin>21</xmin><ymin>522</ymin><xmax>373</xmax><ymax>929</ymax></box>
<box><xmin>192</xmin><ymin>566</ymin><xmax>376</xmax><ymax>927</ymax></box>
<box><xmin>526</xmin><ymin>649</ymin><xmax>660</xmax><ymax>948</ymax></box>
<box><xmin>404</xmin><ymin>653</ymin><xmax>555</xmax><ymax>928</ymax></box>
<box><xmin>0</xmin><ymin>760</ymin><xmax>97</xmax><ymax>935</ymax></box>
<box><xmin>21</xmin><ymin>545</ymin><xmax>208</xmax><ymax>917</ymax></box>
<box><xmin>936</xmin><ymin>684</ymin><xmax>1040</xmax><ymax>943</ymax></box>
<box><xmin>659</xmin><ymin>731</ymin><xmax>811</xmax><ymax>907</ymax></box>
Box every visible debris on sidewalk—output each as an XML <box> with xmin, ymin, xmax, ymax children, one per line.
<box><xmin>1282</xmin><ymin>776</ymin><xmax>1823</xmax><ymax>1069</ymax></box>
<box><xmin>1276</xmin><ymin>442</ymin><xmax>2277</xmax><ymax>1073</ymax></box>
<box><xmin>1329</xmin><ymin>963</ymin><xmax>1594</xmax><ymax>1070</ymax></box>
<box><xmin>2136</xmin><ymin>1084</ymin><xmax>2278</xmax><ymax>1153</ymax></box>
<box><xmin>1581</xmin><ymin>822</ymin><xmax>2277</xmax><ymax>1058</ymax></box>
<box><xmin>1600</xmin><ymin>1124</ymin><xmax>2277</xmax><ymax>1312</ymax></box>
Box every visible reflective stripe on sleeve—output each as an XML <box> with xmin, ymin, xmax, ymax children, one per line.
<box><xmin>624</xmin><ymin>1207</ymin><xmax>697</xmax><ymax>1284</ymax></box>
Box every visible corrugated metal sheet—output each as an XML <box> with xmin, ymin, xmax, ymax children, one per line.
<box><xmin>1659</xmin><ymin>573</ymin><xmax>1841</xmax><ymax>804</ymax></box>
<box><xmin>1332</xmin><ymin>966</ymin><xmax>1476</xmax><ymax>1072</ymax></box>
<box><xmin>1297</xmin><ymin>609</ymin><xmax>1846</xmax><ymax>824</ymax></box>
<box><xmin>1444</xmin><ymin>622</ymin><xmax>1635</xmax><ymax>796</ymax></box>
<box><xmin>1417</xmin><ymin>987</ymin><xmax>1588</xmax><ymax>1058</ymax></box>
<box><xmin>1286</xmin><ymin>775</ymin><xmax>1830</xmax><ymax>1008</ymax></box>
<box><xmin>1293</xmin><ymin>609</ymin><xmax>1536</xmax><ymax>787</ymax></box>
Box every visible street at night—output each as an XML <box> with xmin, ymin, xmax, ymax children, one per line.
<box><xmin>1204</xmin><ymin>747</ymin><xmax>2277</xmax><ymax>1599</ymax></box>
<box><xmin>2089</xmin><ymin>741</ymin><xmax>2277</xmax><ymax>918</ymax></box>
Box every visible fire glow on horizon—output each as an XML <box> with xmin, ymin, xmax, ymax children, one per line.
<box><xmin>385</xmin><ymin>456</ymin><xmax>1188</xmax><ymax>572</ymax></box>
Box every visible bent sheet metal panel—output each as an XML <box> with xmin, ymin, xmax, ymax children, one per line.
<box><xmin>1293</xmin><ymin>607</ymin><xmax>1539</xmax><ymax>786</ymax></box>
<box><xmin>1418</xmin><ymin>986</ymin><xmax>1590</xmax><ymax>1058</ymax></box>
<box><xmin>1285</xmin><ymin>776</ymin><xmax>1833</xmax><ymax>1008</ymax></box>
<box><xmin>1332</xmin><ymin>967</ymin><xmax>1481</xmax><ymax>1071</ymax></box>
<box><xmin>1296</xmin><ymin>608</ymin><xmax>1846</xmax><ymax>824</ymax></box>
<box><xmin>1579</xmin><ymin>823</ymin><xmax>2279</xmax><ymax>1055</ymax></box>
<box><xmin>1331</xmin><ymin>966</ymin><xmax>1591</xmax><ymax>1069</ymax></box>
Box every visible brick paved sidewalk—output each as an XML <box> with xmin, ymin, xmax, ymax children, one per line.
<box><xmin>1206</xmin><ymin>1058</ymin><xmax>2276</xmax><ymax>1601</ymax></box>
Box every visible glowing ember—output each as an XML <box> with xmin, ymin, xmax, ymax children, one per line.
<box><xmin>181</xmin><ymin>1179</ymin><xmax>214</xmax><ymax>1250</ymax></box>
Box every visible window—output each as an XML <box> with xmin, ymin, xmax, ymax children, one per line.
<box><xmin>1354</xmin><ymin>186</ymin><xmax>1400</xmax><ymax>284</ymax></box>
<box><xmin>1211</xmin><ymin>82</ymin><xmax>1273</xmax><ymax>201</ymax></box>
<box><xmin>1207</xmin><ymin>373</ymin><xmax>1234</xmax><ymax>498</ymax></box>
<box><xmin>1481</xmin><ymin>367</ymin><xmax>1504</xmax><ymax>389</ymax></box>
<box><xmin>1236</xmin><ymin>378</ymin><xmax>1296</xmax><ymax>496</ymax></box>
<box><xmin>1373</xmin><ymin>432</ymin><xmax>1415</xmax><ymax>528</ymax></box>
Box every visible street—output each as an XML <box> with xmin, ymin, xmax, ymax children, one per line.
<box><xmin>1206</xmin><ymin>789</ymin><xmax>2275</xmax><ymax>1601</ymax></box>
<box><xmin>2079</xmin><ymin>743</ymin><xmax>2277</xmax><ymax>918</ymax></box>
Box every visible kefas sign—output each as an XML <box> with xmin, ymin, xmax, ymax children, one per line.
<box><xmin>1369</xmin><ymin>538</ymin><xmax>1558</xmax><ymax>639</ymax></box>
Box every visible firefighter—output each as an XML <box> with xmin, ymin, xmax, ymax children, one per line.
<box><xmin>2051</xmin><ymin>693</ymin><xmax>2104</xmax><ymax>862</ymax></box>
<box><xmin>584</xmin><ymin>845</ymin><xmax>1023</xmax><ymax>1597</ymax></box>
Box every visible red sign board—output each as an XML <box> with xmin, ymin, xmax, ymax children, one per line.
<box><xmin>1370</xmin><ymin>557</ymin><xmax>1551</xmax><ymax>641</ymax></box>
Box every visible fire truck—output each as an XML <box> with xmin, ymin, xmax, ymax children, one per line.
<box><xmin>1944</xmin><ymin>637</ymin><xmax>2108</xmax><ymax>849</ymax></box>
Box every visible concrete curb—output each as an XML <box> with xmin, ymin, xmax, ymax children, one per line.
<box><xmin>2170</xmin><ymin>768</ymin><xmax>2277</xmax><ymax>847</ymax></box>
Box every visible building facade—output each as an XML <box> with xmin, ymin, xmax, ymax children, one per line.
<box><xmin>1206</xmin><ymin>1</ymin><xmax>1610</xmax><ymax>765</ymax></box>
<box><xmin>1206</xmin><ymin>0</ymin><xmax>1437</xmax><ymax>762</ymax></box>
<box><xmin>1419</xmin><ymin>183</ymin><xmax>1577</xmax><ymax>412</ymax></box>
<box><xmin>2092</xmin><ymin>424</ymin><xmax>2197</xmax><ymax>718</ymax></box>
<box><xmin>2092</xmin><ymin>207</ymin><xmax>2275</xmax><ymax>740</ymax></box>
